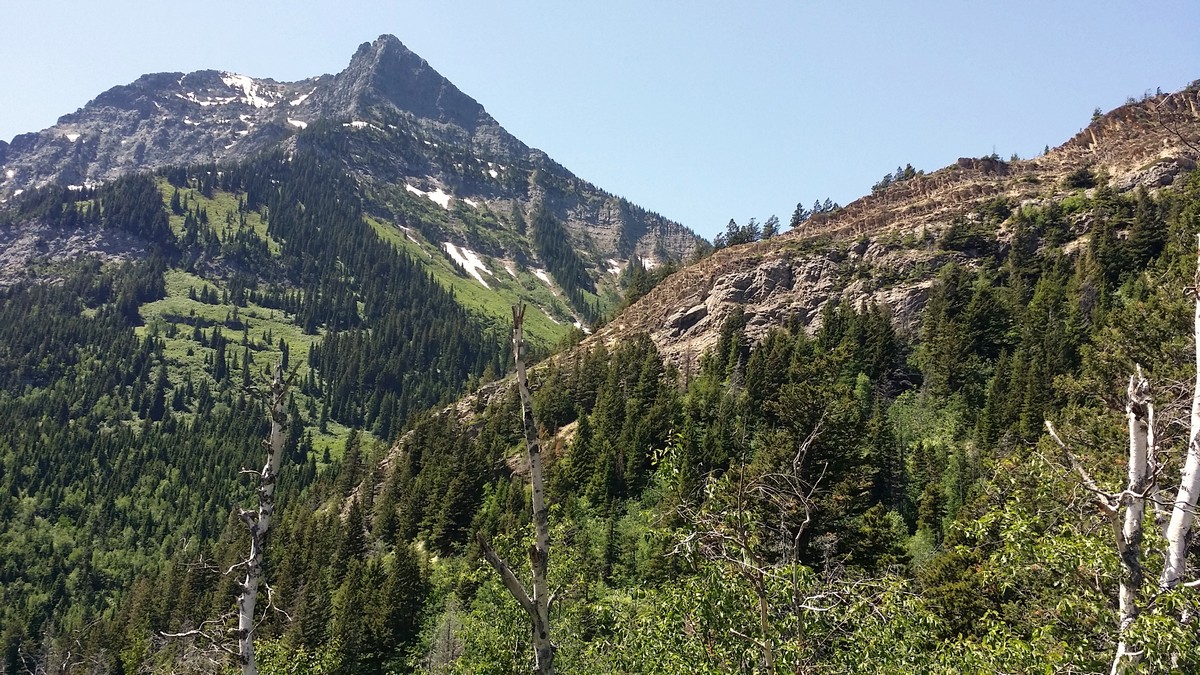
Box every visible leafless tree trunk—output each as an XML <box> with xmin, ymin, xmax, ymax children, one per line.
<box><xmin>235</xmin><ymin>363</ymin><xmax>289</xmax><ymax>675</ymax></box>
<box><xmin>1117</xmin><ymin>371</ymin><xmax>1153</xmax><ymax>671</ymax></box>
<box><xmin>1161</xmin><ymin>236</ymin><xmax>1200</xmax><ymax>590</ymax></box>
<box><xmin>1044</xmin><ymin>234</ymin><xmax>1200</xmax><ymax>672</ymax></box>
<box><xmin>478</xmin><ymin>305</ymin><xmax>555</xmax><ymax>674</ymax></box>
<box><xmin>1045</xmin><ymin>368</ymin><xmax>1153</xmax><ymax>675</ymax></box>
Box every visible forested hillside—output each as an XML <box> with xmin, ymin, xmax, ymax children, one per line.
<box><xmin>4</xmin><ymin>72</ymin><xmax>1200</xmax><ymax>673</ymax></box>
<box><xmin>0</xmin><ymin>148</ymin><xmax>509</xmax><ymax>672</ymax></box>
<box><xmin>6</xmin><ymin>141</ymin><xmax>1200</xmax><ymax>672</ymax></box>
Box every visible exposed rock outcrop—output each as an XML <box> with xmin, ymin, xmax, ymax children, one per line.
<box><xmin>588</xmin><ymin>87</ymin><xmax>1200</xmax><ymax>369</ymax></box>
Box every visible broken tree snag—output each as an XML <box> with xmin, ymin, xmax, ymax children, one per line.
<box><xmin>237</xmin><ymin>363</ymin><xmax>289</xmax><ymax>675</ymax></box>
<box><xmin>1115</xmin><ymin>369</ymin><xmax>1152</xmax><ymax>674</ymax></box>
<box><xmin>477</xmin><ymin>305</ymin><xmax>555</xmax><ymax>674</ymax></box>
<box><xmin>512</xmin><ymin>303</ymin><xmax>555</xmax><ymax>673</ymax></box>
<box><xmin>1044</xmin><ymin>368</ymin><xmax>1155</xmax><ymax>675</ymax></box>
<box><xmin>1162</xmin><ymin>233</ymin><xmax>1200</xmax><ymax>591</ymax></box>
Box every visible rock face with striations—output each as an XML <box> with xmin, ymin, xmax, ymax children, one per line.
<box><xmin>315</xmin><ymin>36</ymin><xmax>525</xmax><ymax>159</ymax></box>
<box><xmin>588</xmin><ymin>87</ymin><xmax>1200</xmax><ymax>368</ymax></box>
<box><xmin>0</xmin><ymin>35</ymin><xmax>700</xmax><ymax>266</ymax></box>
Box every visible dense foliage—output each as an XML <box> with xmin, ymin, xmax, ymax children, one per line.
<box><xmin>0</xmin><ymin>148</ymin><xmax>505</xmax><ymax>672</ymax></box>
<box><xmin>6</xmin><ymin>158</ymin><xmax>1200</xmax><ymax>672</ymax></box>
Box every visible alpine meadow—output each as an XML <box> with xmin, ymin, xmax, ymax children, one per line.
<box><xmin>5</xmin><ymin>33</ymin><xmax>1200</xmax><ymax>674</ymax></box>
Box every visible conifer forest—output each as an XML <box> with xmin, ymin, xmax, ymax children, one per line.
<box><xmin>4</xmin><ymin>52</ymin><xmax>1200</xmax><ymax>674</ymax></box>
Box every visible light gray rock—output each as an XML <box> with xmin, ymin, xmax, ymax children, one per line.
<box><xmin>0</xmin><ymin>35</ymin><xmax>701</xmax><ymax>273</ymax></box>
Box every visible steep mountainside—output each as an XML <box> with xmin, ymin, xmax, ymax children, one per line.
<box><xmin>318</xmin><ymin>82</ymin><xmax>1200</xmax><ymax>673</ymax></box>
<box><xmin>0</xmin><ymin>35</ymin><xmax>700</xmax><ymax>337</ymax></box>
<box><xmin>591</xmin><ymin>88</ymin><xmax>1200</xmax><ymax>366</ymax></box>
<box><xmin>388</xmin><ymin>86</ymin><xmax>1200</xmax><ymax>474</ymax></box>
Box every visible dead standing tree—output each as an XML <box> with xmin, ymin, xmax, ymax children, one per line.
<box><xmin>1045</xmin><ymin>371</ymin><xmax>1155</xmax><ymax>674</ymax></box>
<box><xmin>161</xmin><ymin>363</ymin><xmax>293</xmax><ymax>673</ymax></box>
<box><xmin>477</xmin><ymin>305</ymin><xmax>555</xmax><ymax>674</ymax></box>
<box><xmin>235</xmin><ymin>363</ymin><xmax>290</xmax><ymax>675</ymax></box>
<box><xmin>1046</xmin><ymin>235</ymin><xmax>1200</xmax><ymax>673</ymax></box>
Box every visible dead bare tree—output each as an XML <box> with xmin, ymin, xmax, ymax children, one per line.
<box><xmin>235</xmin><ymin>363</ymin><xmax>290</xmax><ymax>675</ymax></box>
<box><xmin>1046</xmin><ymin>368</ymin><xmax>1155</xmax><ymax>675</ymax></box>
<box><xmin>160</xmin><ymin>363</ymin><xmax>293</xmax><ymax>674</ymax></box>
<box><xmin>1044</xmin><ymin>235</ymin><xmax>1200</xmax><ymax>673</ymax></box>
<box><xmin>477</xmin><ymin>305</ymin><xmax>555</xmax><ymax>674</ymax></box>
<box><xmin>225</xmin><ymin>362</ymin><xmax>290</xmax><ymax>672</ymax></box>
<box><xmin>674</xmin><ymin>419</ymin><xmax>827</xmax><ymax>673</ymax></box>
<box><xmin>1160</xmin><ymin>243</ymin><xmax>1200</xmax><ymax>592</ymax></box>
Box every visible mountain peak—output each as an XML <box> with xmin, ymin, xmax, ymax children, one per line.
<box><xmin>328</xmin><ymin>33</ymin><xmax>492</xmax><ymax>133</ymax></box>
<box><xmin>354</xmin><ymin>34</ymin><xmax>410</xmax><ymax>60</ymax></box>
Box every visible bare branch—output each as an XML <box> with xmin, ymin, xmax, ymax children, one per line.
<box><xmin>1044</xmin><ymin>420</ymin><xmax>1119</xmax><ymax>514</ymax></box>
<box><xmin>477</xmin><ymin>531</ymin><xmax>536</xmax><ymax>619</ymax></box>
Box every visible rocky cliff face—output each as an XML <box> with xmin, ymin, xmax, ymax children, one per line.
<box><xmin>588</xmin><ymin>88</ymin><xmax>1200</xmax><ymax>368</ymax></box>
<box><xmin>316</xmin><ymin>36</ymin><xmax>525</xmax><ymax>160</ymax></box>
<box><xmin>597</xmin><ymin>234</ymin><xmax>954</xmax><ymax>368</ymax></box>
<box><xmin>0</xmin><ymin>35</ymin><xmax>700</xmax><ymax>269</ymax></box>
<box><xmin>1</xmin><ymin>69</ymin><xmax>311</xmax><ymax>192</ymax></box>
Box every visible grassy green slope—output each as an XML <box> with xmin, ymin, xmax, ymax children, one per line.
<box><xmin>135</xmin><ymin>269</ymin><xmax>365</xmax><ymax>462</ymax></box>
<box><xmin>156</xmin><ymin>176</ymin><xmax>580</xmax><ymax>351</ymax></box>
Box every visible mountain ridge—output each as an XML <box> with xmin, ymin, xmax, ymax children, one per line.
<box><xmin>0</xmin><ymin>35</ymin><xmax>702</xmax><ymax>342</ymax></box>
<box><xmin>584</xmin><ymin>87</ymin><xmax>1200</xmax><ymax>367</ymax></box>
<box><xmin>0</xmin><ymin>34</ymin><xmax>698</xmax><ymax>264</ymax></box>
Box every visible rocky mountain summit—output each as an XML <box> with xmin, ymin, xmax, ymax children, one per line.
<box><xmin>0</xmin><ymin>36</ymin><xmax>526</xmax><ymax>187</ymax></box>
<box><xmin>0</xmin><ymin>35</ymin><xmax>699</xmax><ymax>273</ymax></box>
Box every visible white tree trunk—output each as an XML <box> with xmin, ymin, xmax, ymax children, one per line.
<box><xmin>1112</xmin><ymin>370</ymin><xmax>1151</xmax><ymax>674</ymax></box>
<box><xmin>1161</xmin><ymin>235</ymin><xmax>1200</xmax><ymax>590</ymax></box>
<box><xmin>1046</xmin><ymin>368</ymin><xmax>1155</xmax><ymax>675</ymax></box>
<box><xmin>511</xmin><ymin>306</ymin><xmax>555</xmax><ymax>674</ymax></box>
<box><xmin>237</xmin><ymin>364</ymin><xmax>288</xmax><ymax>675</ymax></box>
<box><xmin>478</xmin><ymin>305</ymin><xmax>554</xmax><ymax>674</ymax></box>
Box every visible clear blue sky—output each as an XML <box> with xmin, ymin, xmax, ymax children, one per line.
<box><xmin>3</xmin><ymin>1</ymin><xmax>1197</xmax><ymax>239</ymax></box>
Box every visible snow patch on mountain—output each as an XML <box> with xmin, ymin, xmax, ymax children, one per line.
<box><xmin>220</xmin><ymin>73</ymin><xmax>277</xmax><ymax>108</ymax></box>
<box><xmin>343</xmin><ymin>120</ymin><xmax>383</xmax><ymax>132</ymax></box>
<box><xmin>175</xmin><ymin>92</ymin><xmax>237</xmax><ymax>107</ymax></box>
<box><xmin>606</xmin><ymin>259</ymin><xmax>622</xmax><ymax>276</ymax></box>
<box><xmin>288</xmin><ymin>119</ymin><xmax>307</xmax><ymax>129</ymax></box>
<box><xmin>405</xmin><ymin>183</ymin><xmax>452</xmax><ymax>209</ymax></box>
<box><xmin>443</xmin><ymin>242</ymin><xmax>492</xmax><ymax>288</ymax></box>
<box><xmin>289</xmin><ymin>88</ymin><xmax>316</xmax><ymax>106</ymax></box>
